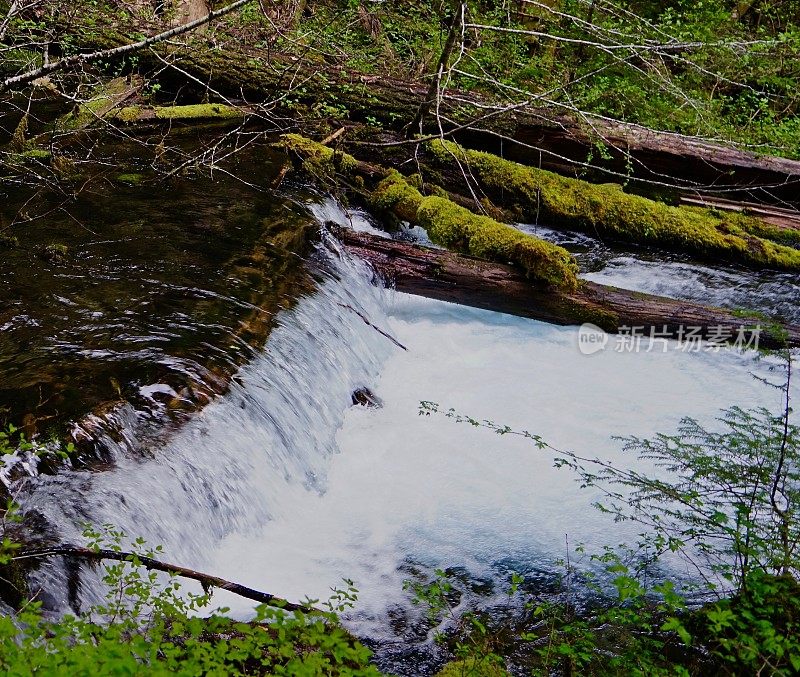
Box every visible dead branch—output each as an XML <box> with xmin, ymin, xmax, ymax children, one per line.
<box><xmin>0</xmin><ymin>0</ymin><xmax>254</xmax><ymax>94</ymax></box>
<box><xmin>15</xmin><ymin>545</ymin><xmax>318</xmax><ymax>613</ymax></box>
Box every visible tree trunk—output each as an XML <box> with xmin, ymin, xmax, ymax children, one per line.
<box><xmin>338</xmin><ymin>228</ymin><xmax>800</xmax><ymax>349</ymax></box>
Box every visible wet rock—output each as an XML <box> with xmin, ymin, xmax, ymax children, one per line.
<box><xmin>37</xmin><ymin>243</ymin><xmax>69</xmax><ymax>263</ymax></box>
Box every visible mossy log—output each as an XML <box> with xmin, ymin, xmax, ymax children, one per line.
<box><xmin>107</xmin><ymin>103</ymin><xmax>246</xmax><ymax>124</ymax></box>
<box><xmin>281</xmin><ymin>133</ymin><xmax>800</xmax><ymax>276</ymax></box>
<box><xmin>339</xmin><ymin>228</ymin><xmax>800</xmax><ymax>349</ymax></box>
<box><xmin>58</xmin><ymin>17</ymin><xmax>800</xmax><ymax>208</ymax></box>
<box><xmin>56</xmin><ymin>76</ymin><xmax>142</xmax><ymax>131</ymax></box>
<box><xmin>280</xmin><ymin>134</ymin><xmax>580</xmax><ymax>290</ymax></box>
<box><xmin>424</xmin><ymin>140</ymin><xmax>800</xmax><ymax>272</ymax></box>
<box><xmin>162</xmin><ymin>45</ymin><xmax>800</xmax><ymax>208</ymax></box>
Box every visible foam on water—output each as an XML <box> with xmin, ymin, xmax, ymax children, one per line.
<box><xmin>18</xmin><ymin>202</ymin><xmax>798</xmax><ymax>662</ymax></box>
<box><xmin>584</xmin><ymin>256</ymin><xmax>800</xmax><ymax>323</ymax></box>
<box><xmin>202</xmin><ymin>292</ymin><xmax>794</xmax><ymax>641</ymax></box>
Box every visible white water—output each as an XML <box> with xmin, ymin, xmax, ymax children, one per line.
<box><xmin>584</xmin><ymin>256</ymin><xmax>800</xmax><ymax>324</ymax></box>
<box><xmin>517</xmin><ymin>222</ymin><xmax>800</xmax><ymax>324</ymax></box>
<box><xmin>202</xmin><ymin>292</ymin><xmax>793</xmax><ymax>636</ymax></box>
<box><xmin>20</xmin><ymin>199</ymin><xmax>798</xmax><ymax>660</ymax></box>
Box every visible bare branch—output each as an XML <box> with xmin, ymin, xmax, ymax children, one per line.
<box><xmin>0</xmin><ymin>0</ymin><xmax>254</xmax><ymax>94</ymax></box>
<box><xmin>15</xmin><ymin>544</ymin><xmax>317</xmax><ymax>613</ymax></box>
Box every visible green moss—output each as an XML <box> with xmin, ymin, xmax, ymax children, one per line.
<box><xmin>111</xmin><ymin>105</ymin><xmax>142</xmax><ymax>123</ymax></box>
<box><xmin>60</xmin><ymin>78</ymin><xmax>133</xmax><ymax>130</ymax></box>
<box><xmin>370</xmin><ymin>171</ymin><xmax>578</xmax><ymax>289</ymax></box>
<box><xmin>736</xmin><ymin>216</ymin><xmax>800</xmax><ymax>248</ymax></box>
<box><xmin>39</xmin><ymin>243</ymin><xmax>69</xmax><ymax>263</ymax></box>
<box><xmin>370</xmin><ymin>170</ymin><xmax>424</xmax><ymax>221</ymax></box>
<box><xmin>153</xmin><ymin>104</ymin><xmax>244</xmax><ymax>120</ymax></box>
<box><xmin>430</xmin><ymin>140</ymin><xmax>800</xmax><ymax>271</ymax></box>
<box><xmin>7</xmin><ymin>148</ymin><xmax>51</xmax><ymax>166</ymax></box>
<box><xmin>435</xmin><ymin>658</ymin><xmax>509</xmax><ymax>677</ymax></box>
<box><xmin>115</xmin><ymin>173</ymin><xmax>145</xmax><ymax>185</ymax></box>
<box><xmin>19</xmin><ymin>149</ymin><xmax>52</xmax><ymax>161</ymax></box>
<box><xmin>278</xmin><ymin>133</ymin><xmax>359</xmax><ymax>179</ymax></box>
<box><xmin>418</xmin><ymin>195</ymin><xmax>579</xmax><ymax>290</ymax></box>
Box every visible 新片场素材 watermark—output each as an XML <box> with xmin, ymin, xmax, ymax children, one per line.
<box><xmin>577</xmin><ymin>323</ymin><xmax>761</xmax><ymax>355</ymax></box>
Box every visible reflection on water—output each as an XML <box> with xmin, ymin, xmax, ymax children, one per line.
<box><xmin>0</xmin><ymin>147</ymin><xmax>315</xmax><ymax>442</ymax></box>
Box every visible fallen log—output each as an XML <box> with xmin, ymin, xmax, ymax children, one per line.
<box><xmin>281</xmin><ymin>134</ymin><xmax>800</xmax><ymax>276</ymax></box>
<box><xmin>42</xmin><ymin>10</ymin><xmax>800</xmax><ymax>209</ymax></box>
<box><xmin>160</xmin><ymin>44</ymin><xmax>800</xmax><ymax>207</ymax></box>
<box><xmin>15</xmin><ymin>545</ymin><xmax>317</xmax><ymax>613</ymax></box>
<box><xmin>338</xmin><ymin>228</ymin><xmax>800</xmax><ymax>349</ymax></box>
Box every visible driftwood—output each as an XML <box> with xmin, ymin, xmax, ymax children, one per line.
<box><xmin>15</xmin><ymin>545</ymin><xmax>317</xmax><ymax>613</ymax></box>
<box><xmin>338</xmin><ymin>228</ymin><xmax>800</xmax><ymax>349</ymax></box>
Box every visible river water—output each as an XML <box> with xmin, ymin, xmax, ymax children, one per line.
<box><xmin>3</xmin><ymin>173</ymin><xmax>799</xmax><ymax>672</ymax></box>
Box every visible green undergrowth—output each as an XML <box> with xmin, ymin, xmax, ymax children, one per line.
<box><xmin>0</xmin><ymin>522</ymin><xmax>380</xmax><ymax>676</ymax></box>
<box><xmin>429</xmin><ymin>140</ymin><xmax>800</xmax><ymax>272</ymax></box>
<box><xmin>435</xmin><ymin>658</ymin><xmax>509</xmax><ymax>676</ymax></box>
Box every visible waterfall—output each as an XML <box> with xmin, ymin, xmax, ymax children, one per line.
<box><xmin>21</xmin><ymin>219</ymin><xmax>398</xmax><ymax>611</ymax></box>
<box><xmin>12</xmin><ymin>197</ymin><xmax>797</xmax><ymax>673</ymax></box>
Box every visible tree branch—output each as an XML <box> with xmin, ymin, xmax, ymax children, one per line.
<box><xmin>14</xmin><ymin>544</ymin><xmax>317</xmax><ymax>613</ymax></box>
<box><xmin>0</xmin><ymin>0</ymin><xmax>254</xmax><ymax>94</ymax></box>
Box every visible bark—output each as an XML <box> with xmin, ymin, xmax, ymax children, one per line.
<box><xmin>338</xmin><ymin>228</ymin><xmax>800</xmax><ymax>349</ymax></box>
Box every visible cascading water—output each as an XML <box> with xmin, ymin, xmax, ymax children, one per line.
<box><xmin>518</xmin><ymin>222</ymin><xmax>800</xmax><ymax>324</ymax></box>
<box><xmin>21</xmin><ymin>227</ymin><xmax>397</xmax><ymax>610</ymax></box>
<box><xmin>12</xmin><ymin>197</ymin><xmax>800</xmax><ymax>674</ymax></box>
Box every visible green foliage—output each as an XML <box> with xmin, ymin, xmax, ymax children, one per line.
<box><xmin>419</xmin><ymin>352</ymin><xmax>800</xmax><ymax>674</ymax></box>
<box><xmin>261</xmin><ymin>0</ymin><xmax>800</xmax><ymax>156</ymax></box>
<box><xmin>692</xmin><ymin>570</ymin><xmax>800</xmax><ymax>675</ymax></box>
<box><xmin>0</xmin><ymin>423</ymin><xmax>74</xmax><ymax>461</ymax></box>
<box><xmin>0</xmin><ymin>525</ymin><xmax>380</xmax><ymax>676</ymax></box>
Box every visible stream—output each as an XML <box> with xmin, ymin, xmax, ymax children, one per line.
<box><xmin>2</xmin><ymin>153</ymin><xmax>799</xmax><ymax>674</ymax></box>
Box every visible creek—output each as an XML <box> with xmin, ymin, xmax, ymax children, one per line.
<box><xmin>2</xmin><ymin>152</ymin><xmax>798</xmax><ymax>674</ymax></box>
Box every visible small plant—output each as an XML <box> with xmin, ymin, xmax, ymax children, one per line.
<box><xmin>0</xmin><ymin>524</ymin><xmax>381</xmax><ymax>675</ymax></box>
<box><xmin>418</xmin><ymin>353</ymin><xmax>800</xmax><ymax>673</ymax></box>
